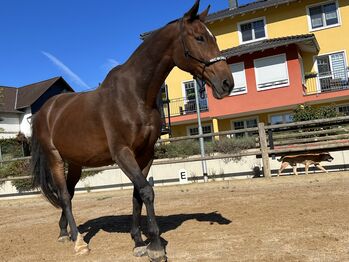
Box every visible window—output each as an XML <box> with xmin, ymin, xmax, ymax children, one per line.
<box><xmin>308</xmin><ymin>1</ymin><xmax>340</xmax><ymax>30</ymax></box>
<box><xmin>316</xmin><ymin>51</ymin><xmax>348</xmax><ymax>92</ymax></box>
<box><xmin>270</xmin><ymin>113</ymin><xmax>293</xmax><ymax>125</ymax></box>
<box><xmin>183</xmin><ymin>80</ymin><xmax>196</xmax><ymax>100</ymax></box>
<box><xmin>254</xmin><ymin>54</ymin><xmax>289</xmax><ymax>90</ymax></box>
<box><xmin>182</xmin><ymin>80</ymin><xmax>208</xmax><ymax>113</ymax></box>
<box><xmin>338</xmin><ymin>105</ymin><xmax>349</xmax><ymax>116</ymax></box>
<box><xmin>232</xmin><ymin>118</ymin><xmax>258</xmax><ymax>138</ymax></box>
<box><xmin>230</xmin><ymin>62</ymin><xmax>247</xmax><ymax>95</ymax></box>
<box><xmin>188</xmin><ymin>125</ymin><xmax>212</xmax><ymax>142</ymax></box>
<box><xmin>238</xmin><ymin>18</ymin><xmax>266</xmax><ymax>43</ymax></box>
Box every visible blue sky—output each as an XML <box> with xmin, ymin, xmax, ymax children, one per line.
<box><xmin>0</xmin><ymin>0</ymin><xmax>254</xmax><ymax>91</ymax></box>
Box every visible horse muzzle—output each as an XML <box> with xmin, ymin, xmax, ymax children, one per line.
<box><xmin>211</xmin><ymin>77</ymin><xmax>234</xmax><ymax>99</ymax></box>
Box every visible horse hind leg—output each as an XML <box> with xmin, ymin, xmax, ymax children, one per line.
<box><xmin>47</xmin><ymin>152</ymin><xmax>89</xmax><ymax>255</ymax></box>
<box><xmin>58</xmin><ymin>164</ymin><xmax>82</xmax><ymax>243</ymax></box>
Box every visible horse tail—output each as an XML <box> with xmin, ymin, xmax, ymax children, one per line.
<box><xmin>277</xmin><ymin>156</ymin><xmax>284</xmax><ymax>162</ymax></box>
<box><xmin>31</xmin><ymin>129</ymin><xmax>61</xmax><ymax>208</ymax></box>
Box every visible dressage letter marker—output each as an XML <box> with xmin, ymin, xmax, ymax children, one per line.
<box><xmin>178</xmin><ymin>169</ymin><xmax>189</xmax><ymax>184</ymax></box>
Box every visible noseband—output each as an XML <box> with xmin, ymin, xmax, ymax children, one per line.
<box><xmin>179</xmin><ymin>19</ymin><xmax>226</xmax><ymax>97</ymax></box>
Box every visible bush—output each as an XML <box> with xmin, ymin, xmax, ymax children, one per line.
<box><xmin>293</xmin><ymin>104</ymin><xmax>341</xmax><ymax>122</ymax></box>
<box><xmin>213</xmin><ymin>136</ymin><xmax>255</xmax><ymax>154</ymax></box>
<box><xmin>0</xmin><ymin>139</ymin><xmax>23</xmax><ymax>160</ymax></box>
<box><xmin>154</xmin><ymin>136</ymin><xmax>255</xmax><ymax>159</ymax></box>
<box><xmin>0</xmin><ymin>160</ymin><xmax>33</xmax><ymax>192</ymax></box>
<box><xmin>155</xmin><ymin>140</ymin><xmax>200</xmax><ymax>159</ymax></box>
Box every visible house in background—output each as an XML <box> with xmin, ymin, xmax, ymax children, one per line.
<box><xmin>0</xmin><ymin>77</ymin><xmax>74</xmax><ymax>139</ymax></box>
<box><xmin>162</xmin><ymin>0</ymin><xmax>349</xmax><ymax>138</ymax></box>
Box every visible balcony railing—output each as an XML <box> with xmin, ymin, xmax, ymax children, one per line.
<box><xmin>162</xmin><ymin>96</ymin><xmax>209</xmax><ymax>118</ymax></box>
<box><xmin>305</xmin><ymin>69</ymin><xmax>349</xmax><ymax>95</ymax></box>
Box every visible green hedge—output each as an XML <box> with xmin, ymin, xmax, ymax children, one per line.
<box><xmin>293</xmin><ymin>104</ymin><xmax>342</xmax><ymax>122</ymax></box>
<box><xmin>154</xmin><ymin>136</ymin><xmax>255</xmax><ymax>159</ymax></box>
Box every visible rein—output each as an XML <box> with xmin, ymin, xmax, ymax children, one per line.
<box><xmin>179</xmin><ymin>19</ymin><xmax>226</xmax><ymax>98</ymax></box>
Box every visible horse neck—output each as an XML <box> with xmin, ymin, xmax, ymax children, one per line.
<box><xmin>105</xmin><ymin>23</ymin><xmax>178</xmax><ymax>107</ymax></box>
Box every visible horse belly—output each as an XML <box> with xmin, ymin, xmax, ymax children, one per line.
<box><xmin>54</xmin><ymin>131</ymin><xmax>112</xmax><ymax>167</ymax></box>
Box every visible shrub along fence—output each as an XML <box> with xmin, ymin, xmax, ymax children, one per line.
<box><xmin>1</xmin><ymin>115</ymin><xmax>349</xmax><ymax>193</ymax></box>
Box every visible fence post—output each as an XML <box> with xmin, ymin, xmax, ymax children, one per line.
<box><xmin>0</xmin><ymin>145</ymin><xmax>2</xmax><ymax>167</ymax></box>
<box><xmin>258</xmin><ymin>122</ymin><xmax>271</xmax><ymax>178</ymax></box>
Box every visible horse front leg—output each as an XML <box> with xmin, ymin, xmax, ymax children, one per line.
<box><xmin>132</xmin><ymin>159</ymin><xmax>154</xmax><ymax>257</ymax></box>
<box><xmin>114</xmin><ymin>147</ymin><xmax>166</xmax><ymax>262</ymax></box>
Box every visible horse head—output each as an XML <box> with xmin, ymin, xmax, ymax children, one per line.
<box><xmin>173</xmin><ymin>0</ymin><xmax>234</xmax><ymax>99</ymax></box>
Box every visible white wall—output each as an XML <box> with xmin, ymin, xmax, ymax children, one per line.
<box><xmin>19</xmin><ymin>108</ymin><xmax>32</xmax><ymax>137</ymax></box>
<box><xmin>0</xmin><ymin>113</ymin><xmax>21</xmax><ymax>139</ymax></box>
<box><xmin>0</xmin><ymin>108</ymin><xmax>32</xmax><ymax>139</ymax></box>
<box><xmin>1</xmin><ymin>150</ymin><xmax>347</xmax><ymax>198</ymax></box>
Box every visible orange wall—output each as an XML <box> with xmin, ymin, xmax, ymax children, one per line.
<box><xmin>171</xmin><ymin>44</ymin><xmax>304</xmax><ymax>122</ymax></box>
<box><xmin>170</xmin><ymin>44</ymin><xmax>349</xmax><ymax>124</ymax></box>
<box><xmin>209</xmin><ymin>45</ymin><xmax>304</xmax><ymax>118</ymax></box>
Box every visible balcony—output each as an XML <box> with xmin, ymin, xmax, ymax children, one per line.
<box><xmin>304</xmin><ymin>69</ymin><xmax>349</xmax><ymax>95</ymax></box>
<box><xmin>162</xmin><ymin>96</ymin><xmax>209</xmax><ymax>118</ymax></box>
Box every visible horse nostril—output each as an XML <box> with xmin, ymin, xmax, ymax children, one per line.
<box><xmin>222</xmin><ymin>79</ymin><xmax>233</xmax><ymax>93</ymax></box>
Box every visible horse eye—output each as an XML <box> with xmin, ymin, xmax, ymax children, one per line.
<box><xmin>195</xmin><ymin>36</ymin><xmax>204</xmax><ymax>42</ymax></box>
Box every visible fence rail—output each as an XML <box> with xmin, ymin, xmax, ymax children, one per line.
<box><xmin>2</xmin><ymin>115</ymin><xmax>349</xmax><ymax>182</ymax></box>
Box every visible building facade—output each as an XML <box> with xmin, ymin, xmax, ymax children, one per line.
<box><xmin>0</xmin><ymin>77</ymin><xmax>74</xmax><ymax>139</ymax></box>
<box><xmin>164</xmin><ymin>0</ymin><xmax>349</xmax><ymax>138</ymax></box>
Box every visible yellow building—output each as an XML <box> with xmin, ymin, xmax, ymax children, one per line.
<box><xmin>164</xmin><ymin>0</ymin><xmax>349</xmax><ymax>138</ymax></box>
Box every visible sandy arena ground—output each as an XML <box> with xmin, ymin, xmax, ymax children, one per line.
<box><xmin>0</xmin><ymin>172</ymin><xmax>349</xmax><ymax>262</ymax></box>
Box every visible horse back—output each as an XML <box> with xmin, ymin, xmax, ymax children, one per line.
<box><xmin>32</xmin><ymin>90</ymin><xmax>161</xmax><ymax>167</ymax></box>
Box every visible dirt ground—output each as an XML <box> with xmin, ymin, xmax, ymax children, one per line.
<box><xmin>0</xmin><ymin>172</ymin><xmax>349</xmax><ymax>262</ymax></box>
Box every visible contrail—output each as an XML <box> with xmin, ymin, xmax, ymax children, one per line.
<box><xmin>41</xmin><ymin>51</ymin><xmax>90</xmax><ymax>89</ymax></box>
<box><xmin>102</xmin><ymin>58</ymin><xmax>120</xmax><ymax>72</ymax></box>
<box><xmin>107</xmin><ymin>58</ymin><xmax>119</xmax><ymax>68</ymax></box>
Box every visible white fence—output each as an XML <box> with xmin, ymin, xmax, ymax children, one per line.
<box><xmin>2</xmin><ymin>115</ymin><xmax>349</xmax><ymax>198</ymax></box>
<box><xmin>1</xmin><ymin>149</ymin><xmax>348</xmax><ymax>198</ymax></box>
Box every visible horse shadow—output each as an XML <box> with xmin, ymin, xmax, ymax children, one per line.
<box><xmin>78</xmin><ymin>211</ymin><xmax>232</xmax><ymax>244</ymax></box>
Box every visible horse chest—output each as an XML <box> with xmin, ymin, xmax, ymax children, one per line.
<box><xmin>131</xmin><ymin>123</ymin><xmax>158</xmax><ymax>151</ymax></box>
<box><xmin>139</xmin><ymin>117</ymin><xmax>161</xmax><ymax>148</ymax></box>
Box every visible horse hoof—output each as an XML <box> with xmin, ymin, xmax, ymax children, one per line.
<box><xmin>74</xmin><ymin>233</ymin><xmax>90</xmax><ymax>255</ymax></box>
<box><xmin>133</xmin><ymin>245</ymin><xmax>147</xmax><ymax>257</ymax></box>
<box><xmin>58</xmin><ymin>236</ymin><xmax>70</xmax><ymax>243</ymax></box>
<box><xmin>147</xmin><ymin>248</ymin><xmax>167</xmax><ymax>262</ymax></box>
<box><xmin>75</xmin><ymin>245</ymin><xmax>90</xmax><ymax>255</ymax></box>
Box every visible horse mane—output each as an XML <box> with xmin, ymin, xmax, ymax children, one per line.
<box><xmin>167</xmin><ymin>18</ymin><xmax>179</xmax><ymax>25</ymax></box>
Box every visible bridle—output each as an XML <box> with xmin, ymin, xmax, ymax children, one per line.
<box><xmin>179</xmin><ymin>18</ymin><xmax>226</xmax><ymax>98</ymax></box>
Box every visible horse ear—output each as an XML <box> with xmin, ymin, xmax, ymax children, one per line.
<box><xmin>184</xmin><ymin>0</ymin><xmax>200</xmax><ymax>21</ymax></box>
<box><xmin>199</xmin><ymin>5</ymin><xmax>210</xmax><ymax>22</ymax></box>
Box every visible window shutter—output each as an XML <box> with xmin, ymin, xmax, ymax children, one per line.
<box><xmin>254</xmin><ymin>54</ymin><xmax>289</xmax><ymax>89</ymax></box>
<box><xmin>230</xmin><ymin>63</ymin><xmax>246</xmax><ymax>93</ymax></box>
<box><xmin>331</xmin><ymin>53</ymin><xmax>346</xmax><ymax>80</ymax></box>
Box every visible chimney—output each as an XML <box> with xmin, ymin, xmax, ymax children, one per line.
<box><xmin>229</xmin><ymin>0</ymin><xmax>238</xmax><ymax>9</ymax></box>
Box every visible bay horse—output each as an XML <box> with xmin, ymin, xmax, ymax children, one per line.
<box><xmin>31</xmin><ymin>1</ymin><xmax>234</xmax><ymax>261</ymax></box>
